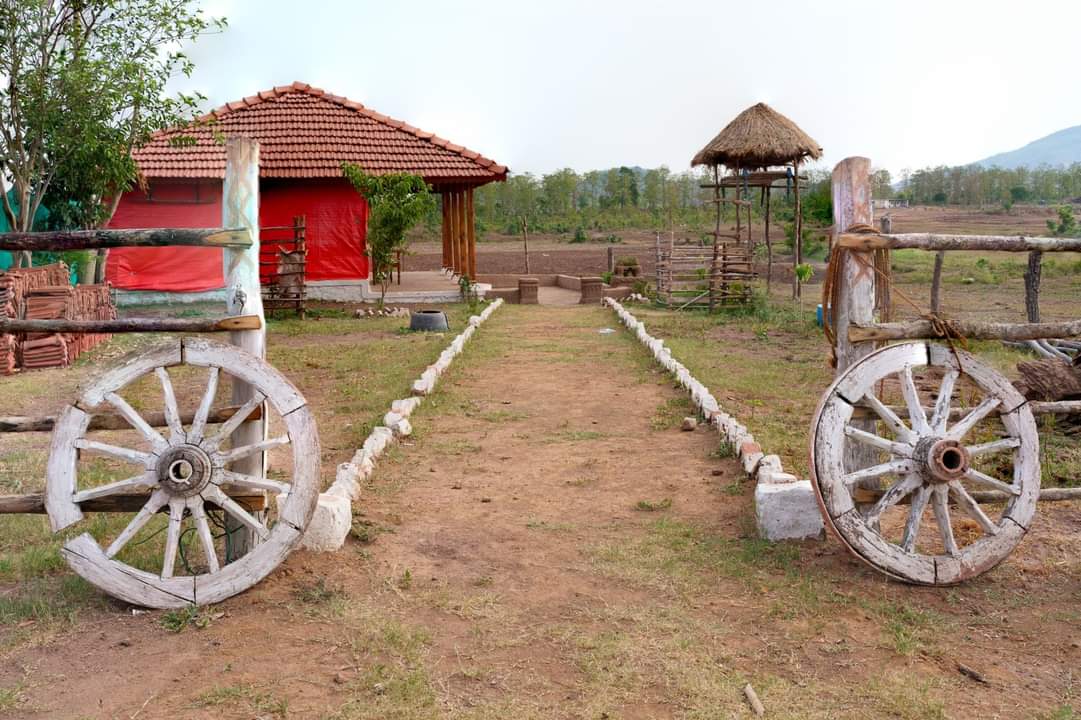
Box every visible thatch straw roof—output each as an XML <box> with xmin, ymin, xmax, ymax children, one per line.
<box><xmin>691</xmin><ymin>103</ymin><xmax>822</xmax><ymax>169</ymax></box>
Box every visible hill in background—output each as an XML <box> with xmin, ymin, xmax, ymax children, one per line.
<box><xmin>975</xmin><ymin>125</ymin><xmax>1081</xmax><ymax>169</ymax></box>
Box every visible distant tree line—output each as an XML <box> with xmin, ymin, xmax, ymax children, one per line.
<box><xmin>452</xmin><ymin>166</ymin><xmax>833</xmax><ymax>252</ymax></box>
<box><xmin>879</xmin><ymin>164</ymin><xmax>1081</xmax><ymax>207</ymax></box>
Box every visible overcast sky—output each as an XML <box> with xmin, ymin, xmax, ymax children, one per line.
<box><xmin>182</xmin><ymin>0</ymin><xmax>1080</xmax><ymax>178</ymax></box>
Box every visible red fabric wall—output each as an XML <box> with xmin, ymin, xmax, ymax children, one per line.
<box><xmin>260</xmin><ymin>179</ymin><xmax>368</xmax><ymax>282</ymax></box>
<box><xmin>107</xmin><ymin>178</ymin><xmax>369</xmax><ymax>291</ymax></box>
<box><xmin>107</xmin><ymin>181</ymin><xmax>225</xmax><ymax>291</ymax></box>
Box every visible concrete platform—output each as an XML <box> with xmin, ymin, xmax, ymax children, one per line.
<box><xmin>307</xmin><ymin>272</ymin><xmax>490</xmax><ymax>303</ymax></box>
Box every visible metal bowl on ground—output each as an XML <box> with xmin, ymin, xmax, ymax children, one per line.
<box><xmin>409</xmin><ymin>309</ymin><xmax>449</xmax><ymax>332</ymax></box>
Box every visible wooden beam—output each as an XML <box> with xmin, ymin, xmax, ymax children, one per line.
<box><xmin>0</xmin><ymin>315</ymin><xmax>261</xmax><ymax>335</ymax></box>
<box><xmin>852</xmin><ymin>486</ymin><xmax>1081</xmax><ymax>505</ymax></box>
<box><xmin>467</xmin><ymin>188</ymin><xmax>477</xmax><ymax>278</ymax></box>
<box><xmin>0</xmin><ymin>492</ymin><xmax>267</xmax><ymax>514</ymax></box>
<box><xmin>837</xmin><ymin>232</ymin><xmax>1081</xmax><ymax>253</ymax></box>
<box><xmin>0</xmin><ymin>228</ymin><xmax>251</xmax><ymax>252</ymax></box>
<box><xmin>849</xmin><ymin>319</ymin><xmax>1081</xmax><ymax>343</ymax></box>
<box><xmin>441</xmin><ymin>192</ymin><xmax>451</xmax><ymax>270</ymax></box>
<box><xmin>1</xmin><ymin>403</ymin><xmax>263</xmax><ymax>433</ymax></box>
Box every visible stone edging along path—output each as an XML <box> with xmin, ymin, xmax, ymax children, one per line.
<box><xmin>293</xmin><ymin>299</ymin><xmax>505</xmax><ymax>551</ymax></box>
<box><xmin>603</xmin><ymin>298</ymin><xmax>822</xmax><ymax>541</ymax></box>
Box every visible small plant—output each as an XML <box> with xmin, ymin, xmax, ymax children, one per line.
<box><xmin>293</xmin><ymin>578</ymin><xmax>344</xmax><ymax>606</ymax></box>
<box><xmin>1047</xmin><ymin>205</ymin><xmax>1078</xmax><ymax>237</ymax></box>
<box><xmin>712</xmin><ymin>440</ymin><xmax>735</xmax><ymax>459</ymax></box>
<box><xmin>635</xmin><ymin>498</ymin><xmax>673</xmax><ymax>512</ymax></box>
<box><xmin>458</xmin><ymin>274</ymin><xmax>482</xmax><ymax>313</ymax></box>
<box><xmin>160</xmin><ymin>604</ymin><xmax>212</xmax><ymax>633</ymax></box>
<box><xmin>571</xmin><ymin>226</ymin><xmax>588</xmax><ymax>243</ymax></box>
<box><xmin>396</xmin><ymin>568</ymin><xmax>413</xmax><ymax>590</ymax></box>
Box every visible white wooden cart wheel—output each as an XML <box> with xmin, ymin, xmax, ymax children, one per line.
<box><xmin>810</xmin><ymin>342</ymin><xmax>1040</xmax><ymax>585</ymax></box>
<box><xmin>44</xmin><ymin>337</ymin><xmax>320</xmax><ymax>608</ymax></box>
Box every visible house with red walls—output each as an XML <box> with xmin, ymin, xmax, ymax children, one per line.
<box><xmin>108</xmin><ymin>82</ymin><xmax>506</xmax><ymax>301</ymax></box>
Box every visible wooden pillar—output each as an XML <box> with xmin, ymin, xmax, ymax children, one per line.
<box><xmin>454</xmin><ymin>184</ymin><xmax>462</xmax><ymax>274</ymax></box>
<box><xmin>222</xmin><ymin>137</ymin><xmax>266</xmax><ymax>558</ymax></box>
<box><xmin>831</xmin><ymin>156</ymin><xmax>874</xmax><ymax>373</ymax></box>
<box><xmin>441</xmin><ymin>190</ymin><xmax>450</xmax><ymax>270</ymax></box>
<box><xmin>446</xmin><ymin>189</ymin><xmax>457</xmax><ymax>274</ymax></box>
<box><xmin>466</xmin><ymin>187</ymin><xmax>477</xmax><ymax>278</ymax></box>
<box><xmin>832</xmin><ymin>157</ymin><xmax>876</xmax><ymax>480</ymax></box>
<box><xmin>793</xmin><ymin>158</ymin><xmax>802</xmax><ymax>300</ymax></box>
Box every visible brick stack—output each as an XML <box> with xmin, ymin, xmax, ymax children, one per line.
<box><xmin>0</xmin><ymin>263</ymin><xmax>116</xmax><ymax>374</ymax></box>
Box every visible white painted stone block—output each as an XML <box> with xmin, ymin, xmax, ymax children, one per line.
<box><xmin>391</xmin><ymin>397</ymin><xmax>422</xmax><ymax>417</ymax></box>
<box><xmin>390</xmin><ymin>417</ymin><xmax>413</xmax><ymax>437</ymax></box>
<box><xmin>383</xmin><ymin>411</ymin><xmax>404</xmax><ymax>428</ymax></box>
<box><xmin>755</xmin><ymin>481</ymin><xmax>824</xmax><ymax>541</ymax></box>
<box><xmin>281</xmin><ymin>492</ymin><xmax>352</xmax><ymax>551</ymax></box>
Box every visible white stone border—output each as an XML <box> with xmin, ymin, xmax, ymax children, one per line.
<box><xmin>603</xmin><ymin>298</ymin><xmax>822</xmax><ymax>540</ymax></box>
<box><xmin>296</xmin><ymin>299</ymin><xmax>505</xmax><ymax>550</ymax></box>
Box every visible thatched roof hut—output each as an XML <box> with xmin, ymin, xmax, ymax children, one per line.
<box><xmin>691</xmin><ymin>102</ymin><xmax>822</xmax><ymax>169</ymax></box>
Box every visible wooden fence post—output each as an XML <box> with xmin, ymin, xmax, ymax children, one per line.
<box><xmin>832</xmin><ymin>157</ymin><xmax>876</xmax><ymax>479</ymax></box>
<box><xmin>831</xmin><ymin>157</ymin><xmax>875</xmax><ymax>373</ymax></box>
<box><xmin>223</xmin><ymin>137</ymin><xmax>266</xmax><ymax>558</ymax></box>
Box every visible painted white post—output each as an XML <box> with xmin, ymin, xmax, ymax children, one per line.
<box><xmin>223</xmin><ymin>137</ymin><xmax>266</xmax><ymax>557</ymax></box>
<box><xmin>831</xmin><ymin>157</ymin><xmax>877</xmax><ymax>479</ymax></box>
<box><xmin>831</xmin><ymin>156</ymin><xmax>875</xmax><ymax>373</ymax></box>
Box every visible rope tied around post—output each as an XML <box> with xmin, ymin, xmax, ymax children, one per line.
<box><xmin>822</xmin><ymin>223</ymin><xmax>968</xmax><ymax>369</ymax></box>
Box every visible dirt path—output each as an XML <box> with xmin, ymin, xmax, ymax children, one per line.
<box><xmin>2</xmin><ymin>305</ymin><xmax>746</xmax><ymax>718</ymax></box>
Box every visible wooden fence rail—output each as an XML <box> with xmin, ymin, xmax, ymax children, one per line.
<box><xmin>0</xmin><ymin>227</ymin><xmax>251</xmax><ymax>252</ymax></box>
<box><xmin>837</xmin><ymin>232</ymin><xmax>1081</xmax><ymax>253</ymax></box>
<box><xmin>849</xmin><ymin>318</ymin><xmax>1081</xmax><ymax>343</ymax></box>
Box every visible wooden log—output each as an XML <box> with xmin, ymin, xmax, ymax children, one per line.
<box><xmin>223</xmin><ymin>137</ymin><xmax>267</xmax><ymax>558</ymax></box>
<box><xmin>1032</xmin><ymin>400</ymin><xmax>1081</xmax><ymax>415</ymax></box>
<box><xmin>837</xmin><ymin>232</ymin><xmax>1081</xmax><ymax>253</ymax></box>
<box><xmin>0</xmin><ymin>492</ymin><xmax>267</xmax><ymax>514</ymax></box>
<box><xmin>849</xmin><ymin>319</ymin><xmax>1081</xmax><ymax>343</ymax></box>
<box><xmin>0</xmin><ymin>227</ymin><xmax>251</xmax><ymax>252</ymax></box>
<box><xmin>1</xmin><ymin>403</ymin><xmax>263</xmax><ymax>433</ymax></box>
<box><xmin>0</xmin><ymin>315</ymin><xmax>261</xmax><ymax>335</ymax></box>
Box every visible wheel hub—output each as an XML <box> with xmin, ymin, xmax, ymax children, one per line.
<box><xmin>915</xmin><ymin>436</ymin><xmax>969</xmax><ymax>485</ymax></box>
<box><xmin>156</xmin><ymin>445</ymin><xmax>212</xmax><ymax>497</ymax></box>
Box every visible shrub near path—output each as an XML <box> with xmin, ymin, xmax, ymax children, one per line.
<box><xmin>1</xmin><ymin>305</ymin><xmax>1081</xmax><ymax>718</ymax></box>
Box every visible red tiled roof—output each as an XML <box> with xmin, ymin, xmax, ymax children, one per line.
<box><xmin>132</xmin><ymin>82</ymin><xmax>507</xmax><ymax>184</ymax></box>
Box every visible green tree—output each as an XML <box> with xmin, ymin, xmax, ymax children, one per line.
<box><xmin>0</xmin><ymin>0</ymin><xmax>223</xmax><ymax>269</ymax></box>
<box><xmin>342</xmin><ymin>165</ymin><xmax>436</xmax><ymax>305</ymax></box>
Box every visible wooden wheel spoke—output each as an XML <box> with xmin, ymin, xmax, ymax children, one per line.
<box><xmin>155</xmin><ymin>367</ymin><xmax>185</xmax><ymax>443</ymax></box>
<box><xmin>843</xmin><ymin>459</ymin><xmax>913</xmax><ymax>488</ymax></box>
<box><xmin>900</xmin><ymin>366</ymin><xmax>931</xmax><ymax>434</ymax></box>
<box><xmin>948</xmin><ymin>481</ymin><xmax>999</xmax><ymax>536</ymax></box>
<box><xmin>105</xmin><ymin>489</ymin><xmax>169</xmax><ymax>558</ymax></box>
<box><xmin>205</xmin><ymin>487</ymin><xmax>270</xmax><ymax>541</ymax></box>
<box><xmin>218</xmin><ymin>469</ymin><xmax>289</xmax><ymax>495</ymax></box>
<box><xmin>188</xmin><ymin>366</ymin><xmax>220</xmax><ymax>444</ymax></box>
<box><xmin>862</xmin><ymin>391</ymin><xmax>916</xmax><ymax>443</ymax></box>
<box><xmin>963</xmin><ymin>468</ymin><xmax>1020</xmax><ymax>496</ymax></box>
<box><xmin>930</xmin><ymin>369</ymin><xmax>958</xmax><ymax>433</ymax></box>
<box><xmin>946</xmin><ymin>397</ymin><xmax>1001</xmax><ymax>442</ymax></box>
<box><xmin>204</xmin><ymin>392</ymin><xmax>266</xmax><ymax>450</ymax></box>
<box><xmin>844</xmin><ymin>425</ymin><xmax>911</xmax><ymax>457</ymax></box>
<box><xmin>161</xmin><ymin>500</ymin><xmax>185</xmax><ymax>579</ymax></box>
<box><xmin>932</xmin><ymin>485</ymin><xmax>960</xmax><ymax>557</ymax></box>
<box><xmin>105</xmin><ymin>391</ymin><xmax>168</xmax><ymax>453</ymax></box>
<box><xmin>72</xmin><ymin>471</ymin><xmax>157</xmax><ymax>503</ymax></box>
<box><xmin>75</xmin><ymin>438</ymin><xmax>153</xmax><ymax>466</ymax></box>
<box><xmin>218</xmin><ymin>435</ymin><xmax>290</xmax><ymax>465</ymax></box>
<box><xmin>901</xmin><ymin>485</ymin><xmax>931</xmax><ymax>553</ymax></box>
<box><xmin>967</xmin><ymin>437</ymin><xmax>1021</xmax><ymax>458</ymax></box>
<box><xmin>188</xmin><ymin>500</ymin><xmax>221</xmax><ymax>574</ymax></box>
<box><xmin>865</xmin><ymin>473</ymin><xmax>922</xmax><ymax>526</ymax></box>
